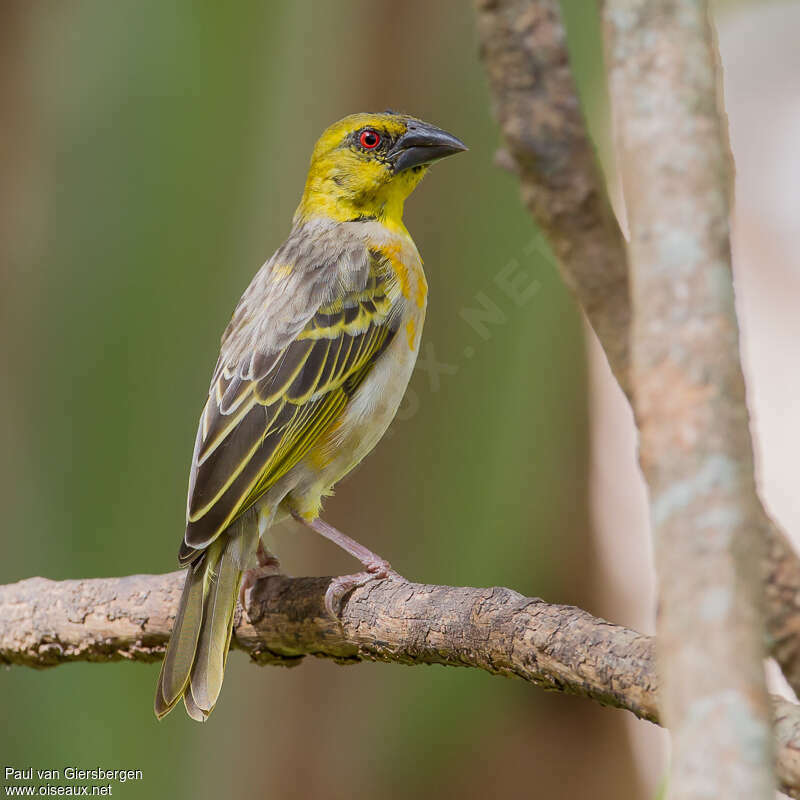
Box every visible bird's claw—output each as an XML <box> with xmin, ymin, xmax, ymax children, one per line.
<box><xmin>324</xmin><ymin>562</ymin><xmax>403</xmax><ymax>618</ymax></box>
<box><xmin>239</xmin><ymin>552</ymin><xmax>283</xmax><ymax>615</ymax></box>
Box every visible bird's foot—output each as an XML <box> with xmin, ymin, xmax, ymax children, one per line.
<box><xmin>239</xmin><ymin>544</ymin><xmax>282</xmax><ymax>614</ymax></box>
<box><xmin>325</xmin><ymin>558</ymin><xmax>403</xmax><ymax>618</ymax></box>
<box><xmin>289</xmin><ymin>511</ymin><xmax>405</xmax><ymax>618</ymax></box>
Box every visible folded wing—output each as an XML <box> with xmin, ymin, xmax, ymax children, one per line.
<box><xmin>181</xmin><ymin>241</ymin><xmax>399</xmax><ymax>559</ymax></box>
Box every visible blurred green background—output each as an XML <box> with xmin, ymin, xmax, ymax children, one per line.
<box><xmin>0</xmin><ymin>1</ymin><xmax>650</xmax><ymax>798</ymax></box>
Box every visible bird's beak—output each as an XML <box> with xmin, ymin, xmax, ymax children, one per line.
<box><xmin>389</xmin><ymin>122</ymin><xmax>468</xmax><ymax>173</ymax></box>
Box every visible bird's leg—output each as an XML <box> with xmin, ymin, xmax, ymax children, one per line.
<box><xmin>239</xmin><ymin>540</ymin><xmax>282</xmax><ymax>613</ymax></box>
<box><xmin>291</xmin><ymin>511</ymin><xmax>403</xmax><ymax>617</ymax></box>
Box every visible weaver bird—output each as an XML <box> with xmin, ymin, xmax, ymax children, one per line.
<box><xmin>154</xmin><ymin>112</ymin><xmax>466</xmax><ymax>721</ymax></box>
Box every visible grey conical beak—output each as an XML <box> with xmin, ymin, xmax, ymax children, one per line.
<box><xmin>390</xmin><ymin>122</ymin><xmax>467</xmax><ymax>173</ymax></box>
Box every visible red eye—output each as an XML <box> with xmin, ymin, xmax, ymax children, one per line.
<box><xmin>359</xmin><ymin>129</ymin><xmax>381</xmax><ymax>149</ymax></box>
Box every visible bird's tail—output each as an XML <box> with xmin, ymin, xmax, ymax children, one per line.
<box><xmin>154</xmin><ymin>535</ymin><xmax>242</xmax><ymax>722</ymax></box>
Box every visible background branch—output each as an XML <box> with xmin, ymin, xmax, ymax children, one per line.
<box><xmin>604</xmin><ymin>1</ymin><xmax>774</xmax><ymax>795</ymax></box>
<box><xmin>2</xmin><ymin>571</ymin><xmax>800</xmax><ymax>797</ymax></box>
<box><xmin>475</xmin><ymin>0</ymin><xmax>800</xmax><ymax>701</ymax></box>
<box><xmin>475</xmin><ymin>0</ymin><xmax>632</xmax><ymax>400</ymax></box>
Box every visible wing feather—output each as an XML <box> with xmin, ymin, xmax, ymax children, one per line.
<box><xmin>183</xmin><ymin>234</ymin><xmax>400</xmax><ymax>553</ymax></box>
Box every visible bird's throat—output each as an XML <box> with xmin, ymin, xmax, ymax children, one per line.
<box><xmin>295</xmin><ymin>168</ymin><xmax>424</xmax><ymax>232</ymax></box>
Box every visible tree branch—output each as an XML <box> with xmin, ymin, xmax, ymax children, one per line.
<box><xmin>604</xmin><ymin>2</ymin><xmax>774</xmax><ymax>795</ymax></box>
<box><xmin>2</xmin><ymin>571</ymin><xmax>800</xmax><ymax>796</ymax></box>
<box><xmin>0</xmin><ymin>571</ymin><xmax>657</xmax><ymax>719</ymax></box>
<box><xmin>474</xmin><ymin>0</ymin><xmax>800</xmax><ymax>701</ymax></box>
<box><xmin>475</xmin><ymin>0</ymin><xmax>632</xmax><ymax>400</ymax></box>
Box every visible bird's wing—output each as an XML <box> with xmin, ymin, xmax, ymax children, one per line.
<box><xmin>181</xmin><ymin>233</ymin><xmax>401</xmax><ymax>557</ymax></box>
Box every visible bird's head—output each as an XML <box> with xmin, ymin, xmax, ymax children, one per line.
<box><xmin>295</xmin><ymin>111</ymin><xmax>467</xmax><ymax>229</ymax></box>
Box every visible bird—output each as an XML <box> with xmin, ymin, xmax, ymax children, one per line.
<box><xmin>154</xmin><ymin>111</ymin><xmax>467</xmax><ymax>721</ymax></box>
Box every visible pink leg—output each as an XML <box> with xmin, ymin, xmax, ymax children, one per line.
<box><xmin>291</xmin><ymin>512</ymin><xmax>403</xmax><ymax>617</ymax></box>
<box><xmin>239</xmin><ymin>540</ymin><xmax>283</xmax><ymax>612</ymax></box>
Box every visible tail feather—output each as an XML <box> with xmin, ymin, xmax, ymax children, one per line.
<box><xmin>154</xmin><ymin>536</ymin><xmax>242</xmax><ymax>721</ymax></box>
<box><xmin>155</xmin><ymin>557</ymin><xmax>206</xmax><ymax>717</ymax></box>
<box><xmin>183</xmin><ymin>682</ymin><xmax>208</xmax><ymax>722</ymax></box>
<box><xmin>189</xmin><ymin>539</ymin><xmax>242</xmax><ymax>711</ymax></box>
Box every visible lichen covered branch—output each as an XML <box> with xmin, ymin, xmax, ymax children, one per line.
<box><xmin>604</xmin><ymin>1</ymin><xmax>774</xmax><ymax>796</ymax></box>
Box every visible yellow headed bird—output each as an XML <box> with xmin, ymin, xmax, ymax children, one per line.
<box><xmin>155</xmin><ymin>112</ymin><xmax>466</xmax><ymax>721</ymax></box>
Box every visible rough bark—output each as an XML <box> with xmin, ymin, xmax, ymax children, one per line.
<box><xmin>604</xmin><ymin>1</ymin><xmax>773</xmax><ymax>797</ymax></box>
<box><xmin>0</xmin><ymin>571</ymin><xmax>657</xmax><ymax>720</ymax></box>
<box><xmin>475</xmin><ymin>0</ymin><xmax>632</xmax><ymax>400</ymax></box>
<box><xmin>2</xmin><ymin>571</ymin><xmax>800</xmax><ymax>796</ymax></box>
<box><xmin>474</xmin><ymin>0</ymin><xmax>800</xmax><ymax>701</ymax></box>
<box><xmin>776</xmin><ymin>698</ymin><xmax>800</xmax><ymax>799</ymax></box>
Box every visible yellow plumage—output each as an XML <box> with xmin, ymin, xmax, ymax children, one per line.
<box><xmin>155</xmin><ymin>111</ymin><xmax>466</xmax><ymax>721</ymax></box>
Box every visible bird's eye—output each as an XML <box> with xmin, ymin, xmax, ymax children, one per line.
<box><xmin>359</xmin><ymin>129</ymin><xmax>381</xmax><ymax>149</ymax></box>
